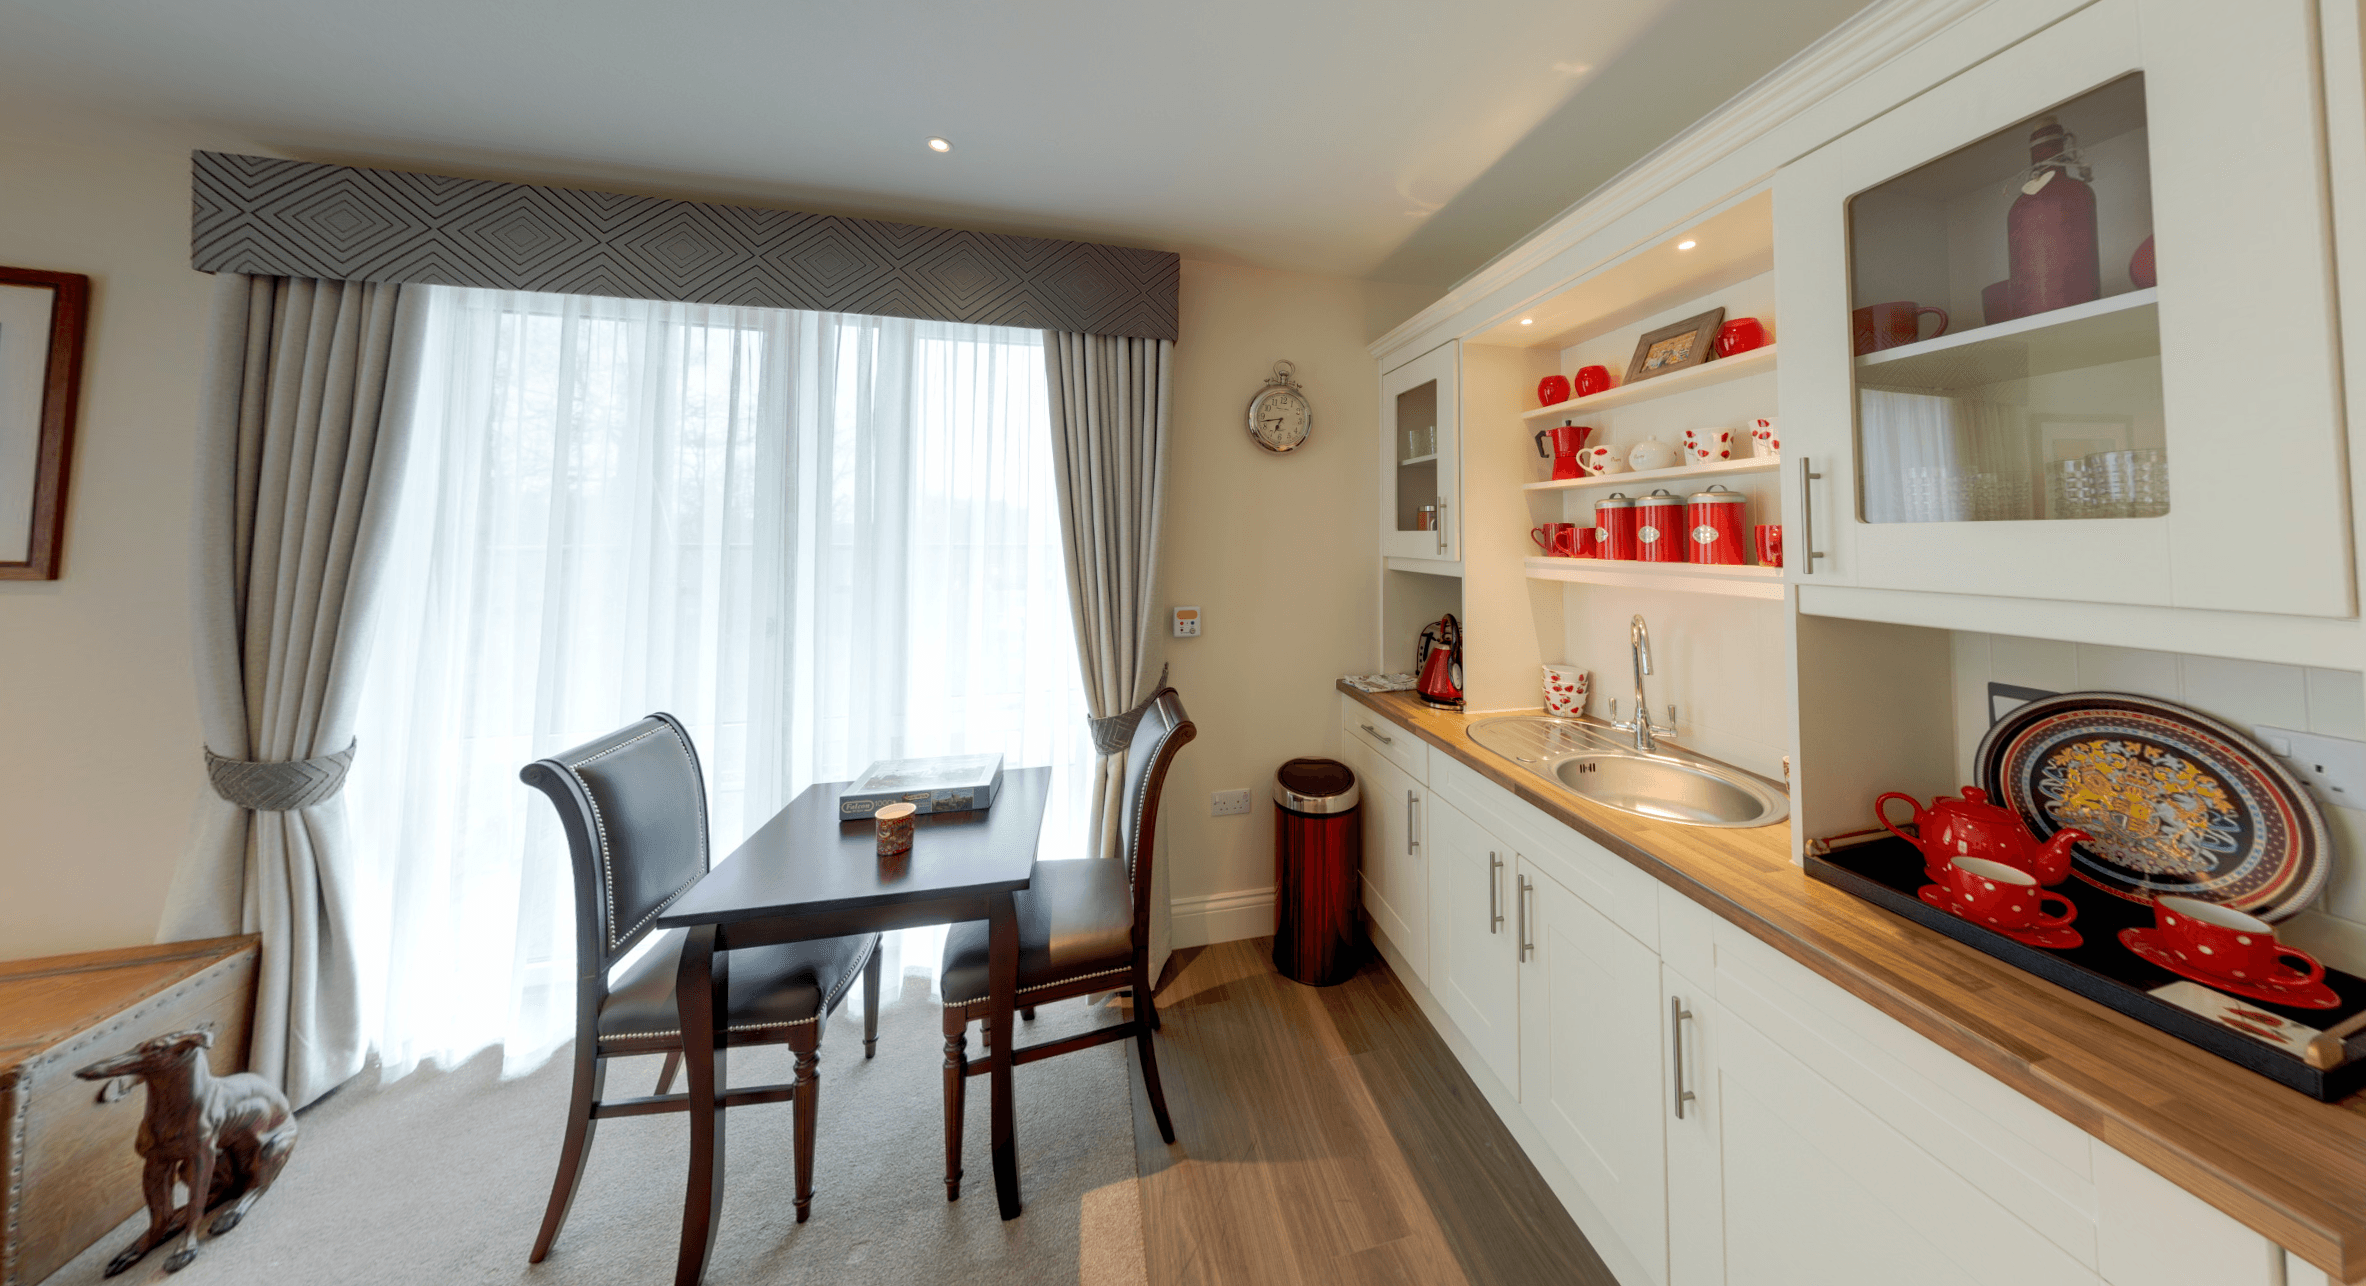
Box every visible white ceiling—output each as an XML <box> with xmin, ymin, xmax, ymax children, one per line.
<box><xmin>0</xmin><ymin>0</ymin><xmax>1869</xmax><ymax>289</ymax></box>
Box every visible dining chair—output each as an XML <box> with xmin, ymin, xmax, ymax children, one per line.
<box><xmin>519</xmin><ymin>713</ymin><xmax>882</xmax><ymax>1259</ymax></box>
<box><xmin>937</xmin><ymin>687</ymin><xmax>1196</xmax><ymax>1200</ymax></box>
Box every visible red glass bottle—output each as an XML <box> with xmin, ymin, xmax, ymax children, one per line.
<box><xmin>2007</xmin><ymin>114</ymin><xmax>2100</xmax><ymax>316</ymax></box>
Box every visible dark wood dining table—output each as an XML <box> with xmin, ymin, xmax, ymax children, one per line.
<box><xmin>652</xmin><ymin>766</ymin><xmax>1049</xmax><ymax>1285</ymax></box>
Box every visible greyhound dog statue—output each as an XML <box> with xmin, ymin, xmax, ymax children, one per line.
<box><xmin>74</xmin><ymin>1030</ymin><xmax>298</xmax><ymax>1275</ymax></box>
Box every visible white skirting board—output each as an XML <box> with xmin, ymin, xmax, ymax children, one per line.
<box><xmin>1168</xmin><ymin>886</ymin><xmax>1276</xmax><ymax>948</ymax></box>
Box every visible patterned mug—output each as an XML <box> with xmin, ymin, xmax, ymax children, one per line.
<box><xmin>1749</xmin><ymin>417</ymin><xmax>1780</xmax><ymax>463</ymax></box>
<box><xmin>1542</xmin><ymin>665</ymin><xmax>1589</xmax><ymax>717</ymax></box>
<box><xmin>1683</xmin><ymin>427</ymin><xmax>1732</xmax><ymax>464</ymax></box>
<box><xmin>1581</xmin><ymin>445</ymin><xmax>1630</xmax><ymax>476</ymax></box>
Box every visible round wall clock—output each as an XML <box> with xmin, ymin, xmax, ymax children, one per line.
<box><xmin>1247</xmin><ymin>360</ymin><xmax>1311</xmax><ymax>453</ymax></box>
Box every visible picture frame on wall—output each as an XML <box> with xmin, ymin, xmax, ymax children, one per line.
<box><xmin>0</xmin><ymin>267</ymin><xmax>89</xmax><ymax>580</ymax></box>
<box><xmin>1623</xmin><ymin>307</ymin><xmax>1725</xmax><ymax>385</ymax></box>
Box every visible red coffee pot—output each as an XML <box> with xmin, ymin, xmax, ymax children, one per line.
<box><xmin>1534</xmin><ymin>422</ymin><xmax>1592</xmax><ymax>481</ymax></box>
<box><xmin>1875</xmin><ymin>786</ymin><xmax>2090</xmax><ymax>886</ymax></box>
<box><xmin>1414</xmin><ymin>614</ymin><xmax>1464</xmax><ymax>711</ymax></box>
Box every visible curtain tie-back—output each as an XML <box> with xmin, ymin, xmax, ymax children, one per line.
<box><xmin>1088</xmin><ymin>664</ymin><xmax>1170</xmax><ymax>756</ymax></box>
<box><xmin>204</xmin><ymin>741</ymin><xmax>357</xmax><ymax>812</ymax></box>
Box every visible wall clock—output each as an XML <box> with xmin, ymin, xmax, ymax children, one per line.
<box><xmin>1246</xmin><ymin>360</ymin><xmax>1311</xmax><ymax>453</ymax></box>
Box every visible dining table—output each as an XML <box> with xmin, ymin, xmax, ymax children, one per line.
<box><xmin>652</xmin><ymin>765</ymin><xmax>1049</xmax><ymax>1286</ymax></box>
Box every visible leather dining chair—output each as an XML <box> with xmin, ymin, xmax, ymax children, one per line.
<box><xmin>519</xmin><ymin>713</ymin><xmax>882</xmax><ymax>1259</ymax></box>
<box><xmin>936</xmin><ymin>687</ymin><xmax>1196</xmax><ymax>1200</ymax></box>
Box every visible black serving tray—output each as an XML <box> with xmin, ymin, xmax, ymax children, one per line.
<box><xmin>1806</xmin><ymin>833</ymin><xmax>2366</xmax><ymax>1101</ymax></box>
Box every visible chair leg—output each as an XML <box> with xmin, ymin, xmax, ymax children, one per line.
<box><xmin>654</xmin><ymin>1050</ymin><xmax>681</xmax><ymax>1096</ymax></box>
<box><xmin>790</xmin><ymin>1025</ymin><xmax>821</xmax><ymax>1224</ymax></box>
<box><xmin>1132</xmin><ymin>967</ymin><xmax>1176</xmax><ymax>1146</ymax></box>
<box><xmin>941</xmin><ymin>1007</ymin><xmax>968</xmax><ymax>1202</ymax></box>
<box><xmin>863</xmin><ymin>942</ymin><xmax>882</xmax><ymax>1060</ymax></box>
<box><xmin>530</xmin><ymin>1044</ymin><xmax>607</xmax><ymax>1262</ymax></box>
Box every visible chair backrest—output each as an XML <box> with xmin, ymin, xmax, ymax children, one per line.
<box><xmin>1116</xmin><ymin>688</ymin><xmax>1196</xmax><ymax>949</ymax></box>
<box><xmin>519</xmin><ymin>713</ymin><xmax>711</xmax><ymax>988</ymax></box>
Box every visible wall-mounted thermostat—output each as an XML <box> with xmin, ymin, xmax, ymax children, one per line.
<box><xmin>1172</xmin><ymin>606</ymin><xmax>1201</xmax><ymax>637</ymax></box>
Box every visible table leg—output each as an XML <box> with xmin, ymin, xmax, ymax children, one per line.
<box><xmin>988</xmin><ymin>891</ymin><xmax>1022</xmax><ymax>1220</ymax></box>
<box><xmin>676</xmin><ymin>925</ymin><xmax>729</xmax><ymax>1286</ymax></box>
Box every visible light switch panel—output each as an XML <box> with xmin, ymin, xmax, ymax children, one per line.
<box><xmin>2254</xmin><ymin>725</ymin><xmax>2366</xmax><ymax>812</ymax></box>
<box><xmin>1172</xmin><ymin>606</ymin><xmax>1200</xmax><ymax>637</ymax></box>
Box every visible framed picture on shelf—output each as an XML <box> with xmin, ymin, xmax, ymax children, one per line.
<box><xmin>1624</xmin><ymin>307</ymin><xmax>1725</xmax><ymax>385</ymax></box>
<box><xmin>0</xmin><ymin>266</ymin><xmax>89</xmax><ymax>580</ymax></box>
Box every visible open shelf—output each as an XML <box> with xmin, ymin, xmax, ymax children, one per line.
<box><xmin>1523</xmin><ymin>557</ymin><xmax>1785</xmax><ymax>599</ymax></box>
<box><xmin>1522</xmin><ymin>343</ymin><xmax>1777</xmax><ymax>422</ymax></box>
<box><xmin>1855</xmin><ymin>289</ymin><xmax>2158</xmax><ymax>390</ymax></box>
<box><xmin>1523</xmin><ymin>455</ymin><xmax>1777</xmax><ymax>493</ymax></box>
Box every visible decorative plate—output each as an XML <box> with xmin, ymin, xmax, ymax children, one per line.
<box><xmin>2119</xmin><ymin>927</ymin><xmax>2341</xmax><ymax>1009</ymax></box>
<box><xmin>1975</xmin><ymin>692</ymin><xmax>2328</xmax><ymax>922</ymax></box>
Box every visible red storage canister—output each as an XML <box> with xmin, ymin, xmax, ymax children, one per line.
<box><xmin>1686</xmin><ymin>484</ymin><xmax>1747</xmax><ymax>565</ymax></box>
<box><xmin>1272</xmin><ymin>758</ymin><xmax>1363</xmax><ymax>986</ymax></box>
<box><xmin>1594</xmin><ymin>492</ymin><xmax>1639</xmax><ymax>561</ymax></box>
<box><xmin>1634</xmin><ymin>488</ymin><xmax>1685</xmax><ymax>564</ymax></box>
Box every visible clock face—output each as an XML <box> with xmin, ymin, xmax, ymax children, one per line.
<box><xmin>1250</xmin><ymin>387</ymin><xmax>1311</xmax><ymax>452</ymax></box>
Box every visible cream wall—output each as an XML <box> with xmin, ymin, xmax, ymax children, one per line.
<box><xmin>1157</xmin><ymin>259</ymin><xmax>1429</xmax><ymax>943</ymax></box>
<box><xmin>0</xmin><ymin>128</ymin><xmax>218</xmax><ymax>957</ymax></box>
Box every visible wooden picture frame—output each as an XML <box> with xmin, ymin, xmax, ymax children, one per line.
<box><xmin>0</xmin><ymin>267</ymin><xmax>89</xmax><ymax>580</ymax></box>
<box><xmin>1623</xmin><ymin>307</ymin><xmax>1725</xmax><ymax>386</ymax></box>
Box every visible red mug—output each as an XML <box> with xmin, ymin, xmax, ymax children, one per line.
<box><xmin>1946</xmin><ymin>857</ymin><xmax>2076</xmax><ymax>934</ymax></box>
<box><xmin>2152</xmin><ymin>896</ymin><xmax>2324</xmax><ymax>988</ymax></box>
<box><xmin>1538</xmin><ymin>374</ymin><xmax>1571</xmax><ymax>407</ymax></box>
<box><xmin>1850</xmin><ymin>301</ymin><xmax>1949</xmax><ymax>356</ymax></box>
<box><xmin>1574</xmin><ymin>365</ymin><xmax>1613</xmax><ymax>397</ymax></box>
<box><xmin>1753</xmin><ymin>524</ymin><xmax>1782</xmax><ymax>567</ymax></box>
<box><xmin>1569</xmin><ymin>526</ymin><xmax>1598</xmax><ymax>558</ymax></box>
<box><xmin>1714</xmin><ymin>317</ymin><xmax>1767</xmax><ymax>357</ymax></box>
<box><xmin>1530</xmin><ymin>522</ymin><xmax>1579</xmax><ymax>557</ymax></box>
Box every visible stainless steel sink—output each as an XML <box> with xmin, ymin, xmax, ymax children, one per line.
<box><xmin>1467</xmin><ymin>716</ymin><xmax>1788</xmax><ymax>829</ymax></box>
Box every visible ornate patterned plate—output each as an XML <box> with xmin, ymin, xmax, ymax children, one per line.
<box><xmin>1975</xmin><ymin>692</ymin><xmax>2328</xmax><ymax>922</ymax></box>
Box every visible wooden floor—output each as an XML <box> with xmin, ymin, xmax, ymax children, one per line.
<box><xmin>1122</xmin><ymin>938</ymin><xmax>1613</xmax><ymax>1286</ymax></box>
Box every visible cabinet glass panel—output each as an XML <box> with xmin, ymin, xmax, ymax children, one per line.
<box><xmin>1394</xmin><ymin>378</ymin><xmax>1441</xmax><ymax>535</ymax></box>
<box><xmin>1848</xmin><ymin>73</ymin><xmax>2162</xmax><ymax>523</ymax></box>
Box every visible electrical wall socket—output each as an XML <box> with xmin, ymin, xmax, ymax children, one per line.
<box><xmin>1210</xmin><ymin>788</ymin><xmax>1251</xmax><ymax>817</ymax></box>
<box><xmin>2254</xmin><ymin>725</ymin><xmax>2366</xmax><ymax>812</ymax></box>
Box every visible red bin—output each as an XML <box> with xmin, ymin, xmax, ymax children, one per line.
<box><xmin>1272</xmin><ymin>758</ymin><xmax>1364</xmax><ymax>986</ymax></box>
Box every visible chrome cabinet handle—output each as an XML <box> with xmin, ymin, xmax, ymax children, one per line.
<box><xmin>1671</xmin><ymin>996</ymin><xmax>1698</xmax><ymax>1119</ymax></box>
<box><xmin>1434</xmin><ymin>497</ymin><xmax>1449</xmax><ymax>555</ymax></box>
<box><xmin>1359</xmin><ymin>721</ymin><xmax>1394</xmax><ymax>745</ymax></box>
<box><xmin>1799</xmin><ymin>455</ymin><xmax>1826</xmax><ymax>573</ymax></box>
<box><xmin>1489</xmin><ymin>852</ymin><xmax>1503</xmax><ymax>933</ymax></box>
<box><xmin>1406</xmin><ymin>791</ymin><xmax>1419</xmax><ymax>854</ymax></box>
<box><xmin>1517</xmin><ymin>874</ymin><xmax>1534</xmax><ymax>961</ymax></box>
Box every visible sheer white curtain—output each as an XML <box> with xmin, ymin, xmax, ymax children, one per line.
<box><xmin>346</xmin><ymin>287</ymin><xmax>1093</xmax><ymax>1079</ymax></box>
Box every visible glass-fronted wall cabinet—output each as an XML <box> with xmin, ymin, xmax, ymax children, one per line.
<box><xmin>1380</xmin><ymin>341</ymin><xmax>1461</xmax><ymax>563</ymax></box>
<box><xmin>1776</xmin><ymin>0</ymin><xmax>2351</xmax><ymax>617</ymax></box>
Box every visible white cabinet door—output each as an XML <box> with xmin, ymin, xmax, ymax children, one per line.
<box><xmin>1775</xmin><ymin>0</ymin><xmax>2349</xmax><ymax>616</ymax></box>
<box><xmin>1424</xmin><ymin>794</ymin><xmax>1520</xmax><ymax>1089</ymax></box>
<box><xmin>1663</xmin><ymin>967</ymin><xmax>1725</xmax><ymax>1286</ymax></box>
<box><xmin>1350</xmin><ymin>747</ymin><xmax>1428</xmax><ymax>982</ymax></box>
<box><xmin>1518</xmin><ymin>858</ymin><xmax>1668</xmax><ymax>1284</ymax></box>
<box><xmin>1379</xmin><ymin>341</ymin><xmax>1460</xmax><ymax>562</ymax></box>
<box><xmin>1706</xmin><ymin>996</ymin><xmax>2098</xmax><ymax>1286</ymax></box>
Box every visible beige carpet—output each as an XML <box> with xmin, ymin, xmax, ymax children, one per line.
<box><xmin>44</xmin><ymin>971</ymin><xmax>1147</xmax><ymax>1286</ymax></box>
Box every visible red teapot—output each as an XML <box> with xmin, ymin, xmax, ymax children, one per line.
<box><xmin>1875</xmin><ymin>787</ymin><xmax>2090</xmax><ymax>886</ymax></box>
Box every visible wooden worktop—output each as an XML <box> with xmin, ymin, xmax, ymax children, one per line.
<box><xmin>1340</xmin><ymin>683</ymin><xmax>2366</xmax><ymax>1282</ymax></box>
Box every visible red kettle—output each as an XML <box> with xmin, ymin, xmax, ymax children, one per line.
<box><xmin>1876</xmin><ymin>786</ymin><xmax>2090</xmax><ymax>885</ymax></box>
<box><xmin>1534</xmin><ymin>423</ymin><xmax>1592</xmax><ymax>481</ymax></box>
<box><xmin>1415</xmin><ymin>614</ymin><xmax>1464</xmax><ymax>711</ymax></box>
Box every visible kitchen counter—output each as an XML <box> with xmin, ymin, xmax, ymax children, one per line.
<box><xmin>1340</xmin><ymin>682</ymin><xmax>2366</xmax><ymax>1282</ymax></box>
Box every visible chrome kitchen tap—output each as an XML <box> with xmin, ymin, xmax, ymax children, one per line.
<box><xmin>1609</xmin><ymin>613</ymin><xmax>1678</xmax><ymax>753</ymax></box>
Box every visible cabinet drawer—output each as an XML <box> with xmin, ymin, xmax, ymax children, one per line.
<box><xmin>1340</xmin><ymin>694</ymin><xmax>1428</xmax><ymax>783</ymax></box>
<box><xmin>1429</xmin><ymin>748</ymin><xmax>1659</xmax><ymax>949</ymax></box>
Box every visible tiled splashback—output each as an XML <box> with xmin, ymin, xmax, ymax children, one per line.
<box><xmin>1556</xmin><ymin>585</ymin><xmax>1790</xmax><ymax>780</ymax></box>
<box><xmin>1950</xmin><ymin>632</ymin><xmax>2366</xmax><ymax>944</ymax></box>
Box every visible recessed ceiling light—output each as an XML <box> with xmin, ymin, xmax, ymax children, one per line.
<box><xmin>927</xmin><ymin>137</ymin><xmax>953</xmax><ymax>153</ymax></box>
<box><xmin>1520</xmin><ymin>318</ymin><xmax>1534</xmax><ymax>325</ymax></box>
<box><xmin>1676</xmin><ymin>239</ymin><xmax>1697</xmax><ymax>250</ymax></box>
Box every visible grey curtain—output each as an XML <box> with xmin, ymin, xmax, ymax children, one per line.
<box><xmin>159</xmin><ymin>273</ymin><xmax>425</xmax><ymax>1108</ymax></box>
<box><xmin>1042</xmin><ymin>332</ymin><xmax>1175</xmax><ymax>862</ymax></box>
